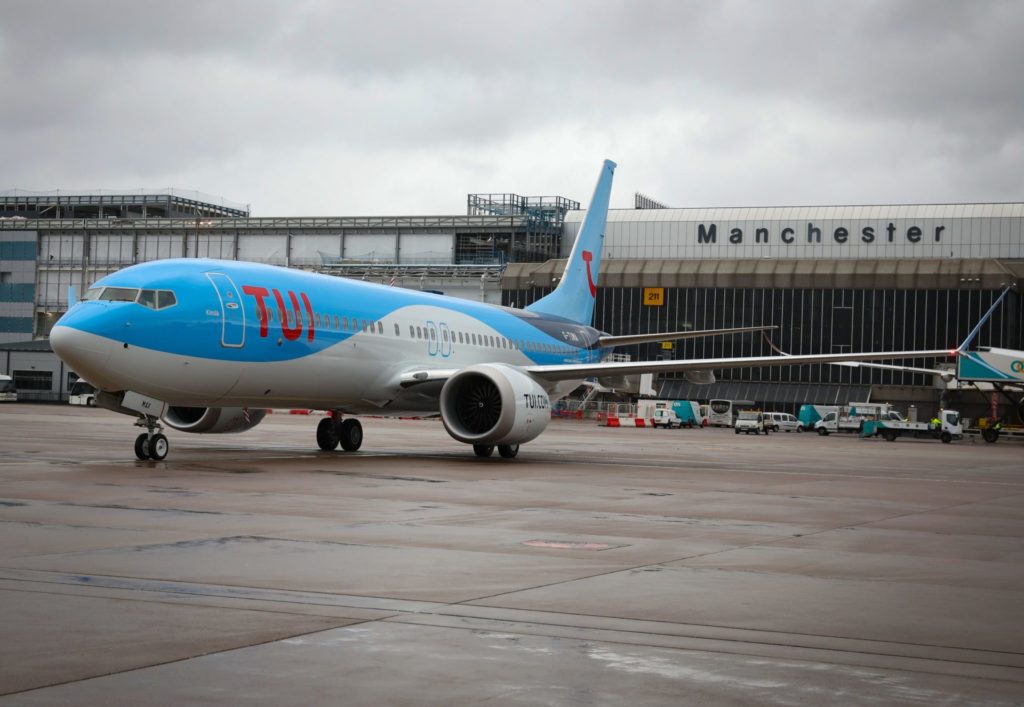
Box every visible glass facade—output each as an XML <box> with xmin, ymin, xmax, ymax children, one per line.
<box><xmin>505</xmin><ymin>285</ymin><xmax>1022</xmax><ymax>391</ymax></box>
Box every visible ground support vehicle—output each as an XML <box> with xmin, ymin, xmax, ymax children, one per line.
<box><xmin>968</xmin><ymin>422</ymin><xmax>1024</xmax><ymax>443</ymax></box>
<box><xmin>798</xmin><ymin>404</ymin><xmax>836</xmax><ymax>431</ymax></box>
<box><xmin>765</xmin><ymin>412</ymin><xmax>801</xmax><ymax>432</ymax></box>
<box><xmin>861</xmin><ymin>409</ymin><xmax>963</xmax><ymax>444</ymax></box>
<box><xmin>68</xmin><ymin>380</ymin><xmax>97</xmax><ymax>406</ymax></box>
<box><xmin>734</xmin><ymin>410</ymin><xmax>768</xmax><ymax>435</ymax></box>
<box><xmin>638</xmin><ymin>399</ymin><xmax>704</xmax><ymax>428</ymax></box>
<box><xmin>651</xmin><ymin>408</ymin><xmax>682</xmax><ymax>429</ymax></box>
<box><xmin>815</xmin><ymin>403</ymin><xmax>904</xmax><ymax>436</ymax></box>
<box><xmin>0</xmin><ymin>375</ymin><xmax>15</xmax><ymax>402</ymax></box>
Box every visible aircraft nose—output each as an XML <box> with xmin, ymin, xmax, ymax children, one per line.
<box><xmin>50</xmin><ymin>324</ymin><xmax>115</xmax><ymax>388</ymax></box>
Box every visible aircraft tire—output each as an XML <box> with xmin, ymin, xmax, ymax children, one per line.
<box><xmin>498</xmin><ymin>444</ymin><xmax>519</xmax><ymax>458</ymax></box>
<box><xmin>316</xmin><ymin>417</ymin><xmax>340</xmax><ymax>451</ymax></box>
<box><xmin>134</xmin><ymin>433</ymin><xmax>150</xmax><ymax>460</ymax></box>
<box><xmin>148</xmin><ymin>434</ymin><xmax>169</xmax><ymax>460</ymax></box>
<box><xmin>339</xmin><ymin>419</ymin><xmax>362</xmax><ymax>451</ymax></box>
<box><xmin>473</xmin><ymin>444</ymin><xmax>494</xmax><ymax>458</ymax></box>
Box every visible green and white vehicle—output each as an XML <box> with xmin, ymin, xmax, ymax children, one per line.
<box><xmin>861</xmin><ymin>409</ymin><xmax>963</xmax><ymax>444</ymax></box>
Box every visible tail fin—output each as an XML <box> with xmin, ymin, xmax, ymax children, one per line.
<box><xmin>525</xmin><ymin>159</ymin><xmax>616</xmax><ymax>325</ymax></box>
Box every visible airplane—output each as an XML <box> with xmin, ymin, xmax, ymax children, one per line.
<box><xmin>50</xmin><ymin>160</ymin><xmax>955</xmax><ymax>461</ymax></box>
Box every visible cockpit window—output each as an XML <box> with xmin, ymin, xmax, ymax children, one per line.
<box><xmin>82</xmin><ymin>287</ymin><xmax>103</xmax><ymax>301</ymax></box>
<box><xmin>99</xmin><ymin>287</ymin><xmax>140</xmax><ymax>302</ymax></box>
<box><xmin>157</xmin><ymin>291</ymin><xmax>177</xmax><ymax>308</ymax></box>
<box><xmin>137</xmin><ymin>290</ymin><xmax>158</xmax><ymax>309</ymax></box>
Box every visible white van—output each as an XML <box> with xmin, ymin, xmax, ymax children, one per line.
<box><xmin>68</xmin><ymin>380</ymin><xmax>97</xmax><ymax>406</ymax></box>
<box><xmin>765</xmin><ymin>412</ymin><xmax>801</xmax><ymax>432</ymax></box>
<box><xmin>0</xmin><ymin>375</ymin><xmax>16</xmax><ymax>402</ymax></box>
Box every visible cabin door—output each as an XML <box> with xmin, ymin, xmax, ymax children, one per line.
<box><xmin>206</xmin><ymin>272</ymin><xmax>246</xmax><ymax>348</ymax></box>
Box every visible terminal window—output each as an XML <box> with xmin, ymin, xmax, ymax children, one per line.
<box><xmin>13</xmin><ymin>370</ymin><xmax>52</xmax><ymax>391</ymax></box>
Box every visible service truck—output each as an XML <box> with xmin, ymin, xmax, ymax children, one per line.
<box><xmin>814</xmin><ymin>402</ymin><xmax>904</xmax><ymax>436</ymax></box>
<box><xmin>734</xmin><ymin>410</ymin><xmax>768</xmax><ymax>435</ymax></box>
<box><xmin>861</xmin><ymin>409</ymin><xmax>963</xmax><ymax>444</ymax></box>
<box><xmin>638</xmin><ymin>399</ymin><xmax>704</xmax><ymax>428</ymax></box>
<box><xmin>798</xmin><ymin>404</ymin><xmax>836</xmax><ymax>431</ymax></box>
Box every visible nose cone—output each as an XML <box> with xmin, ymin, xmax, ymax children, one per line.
<box><xmin>50</xmin><ymin>323</ymin><xmax>117</xmax><ymax>390</ymax></box>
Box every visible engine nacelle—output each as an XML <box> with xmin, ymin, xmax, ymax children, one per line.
<box><xmin>685</xmin><ymin>369</ymin><xmax>716</xmax><ymax>385</ymax></box>
<box><xmin>163</xmin><ymin>406</ymin><xmax>267</xmax><ymax>434</ymax></box>
<box><xmin>440</xmin><ymin>364</ymin><xmax>550</xmax><ymax>446</ymax></box>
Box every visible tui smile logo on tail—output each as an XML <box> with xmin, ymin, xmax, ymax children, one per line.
<box><xmin>582</xmin><ymin>250</ymin><xmax>597</xmax><ymax>298</ymax></box>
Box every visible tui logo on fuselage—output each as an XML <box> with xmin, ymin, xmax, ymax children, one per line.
<box><xmin>242</xmin><ymin>285</ymin><xmax>315</xmax><ymax>342</ymax></box>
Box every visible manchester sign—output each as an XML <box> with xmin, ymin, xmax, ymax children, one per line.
<box><xmin>696</xmin><ymin>222</ymin><xmax>946</xmax><ymax>245</ymax></box>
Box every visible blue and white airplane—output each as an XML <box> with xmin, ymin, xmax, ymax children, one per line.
<box><xmin>51</xmin><ymin>160</ymin><xmax>952</xmax><ymax>460</ymax></box>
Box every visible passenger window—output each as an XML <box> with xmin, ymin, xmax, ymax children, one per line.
<box><xmin>409</xmin><ymin>325</ymin><xmax>415</xmax><ymax>338</ymax></box>
<box><xmin>429</xmin><ymin>328</ymin><xmax>436</xmax><ymax>341</ymax></box>
<box><xmin>417</xmin><ymin>326</ymin><xmax>423</xmax><ymax>339</ymax></box>
<box><xmin>137</xmin><ymin>290</ymin><xmax>158</xmax><ymax>309</ymax></box>
<box><xmin>378</xmin><ymin>322</ymin><xmax>383</xmax><ymax>334</ymax></box>
<box><xmin>394</xmin><ymin>323</ymin><xmax>400</xmax><ymax>336</ymax></box>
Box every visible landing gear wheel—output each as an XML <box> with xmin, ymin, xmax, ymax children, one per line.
<box><xmin>940</xmin><ymin>431</ymin><xmax>952</xmax><ymax>444</ymax></box>
<box><xmin>497</xmin><ymin>444</ymin><xmax>519</xmax><ymax>458</ymax></box>
<box><xmin>316</xmin><ymin>417</ymin><xmax>340</xmax><ymax>451</ymax></box>
<box><xmin>148</xmin><ymin>433</ymin><xmax>169</xmax><ymax>460</ymax></box>
<box><xmin>134</xmin><ymin>433</ymin><xmax>150</xmax><ymax>460</ymax></box>
<box><xmin>473</xmin><ymin>444</ymin><xmax>495</xmax><ymax>458</ymax></box>
<box><xmin>338</xmin><ymin>418</ymin><xmax>363</xmax><ymax>451</ymax></box>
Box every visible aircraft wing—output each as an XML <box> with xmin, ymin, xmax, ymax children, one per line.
<box><xmin>596</xmin><ymin>325</ymin><xmax>776</xmax><ymax>348</ymax></box>
<box><xmin>522</xmin><ymin>349</ymin><xmax>954</xmax><ymax>382</ymax></box>
<box><xmin>399</xmin><ymin>349</ymin><xmax>953</xmax><ymax>388</ymax></box>
<box><xmin>831</xmin><ymin>360</ymin><xmax>956</xmax><ymax>380</ymax></box>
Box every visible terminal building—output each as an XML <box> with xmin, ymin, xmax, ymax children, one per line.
<box><xmin>1</xmin><ymin>186</ymin><xmax>1021</xmax><ymax>419</ymax></box>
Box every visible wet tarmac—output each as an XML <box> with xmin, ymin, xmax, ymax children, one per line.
<box><xmin>0</xmin><ymin>403</ymin><xmax>1022</xmax><ymax>705</ymax></box>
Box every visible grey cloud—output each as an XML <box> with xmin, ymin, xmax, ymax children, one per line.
<box><xmin>2</xmin><ymin>0</ymin><xmax>1022</xmax><ymax>212</ymax></box>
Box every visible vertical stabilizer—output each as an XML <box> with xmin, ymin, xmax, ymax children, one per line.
<box><xmin>525</xmin><ymin>159</ymin><xmax>616</xmax><ymax>325</ymax></box>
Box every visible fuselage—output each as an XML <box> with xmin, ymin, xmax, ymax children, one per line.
<box><xmin>51</xmin><ymin>259</ymin><xmax>610</xmax><ymax>413</ymax></box>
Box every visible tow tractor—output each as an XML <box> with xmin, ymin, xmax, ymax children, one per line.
<box><xmin>860</xmin><ymin>409</ymin><xmax>963</xmax><ymax>444</ymax></box>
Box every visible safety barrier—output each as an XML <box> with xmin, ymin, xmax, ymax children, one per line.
<box><xmin>602</xmin><ymin>416</ymin><xmax>653</xmax><ymax>428</ymax></box>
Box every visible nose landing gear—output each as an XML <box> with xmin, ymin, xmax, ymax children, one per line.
<box><xmin>134</xmin><ymin>415</ymin><xmax>169</xmax><ymax>461</ymax></box>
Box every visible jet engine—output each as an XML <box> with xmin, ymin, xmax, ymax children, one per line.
<box><xmin>439</xmin><ymin>364</ymin><xmax>550</xmax><ymax>446</ymax></box>
<box><xmin>684</xmin><ymin>369</ymin><xmax>716</xmax><ymax>385</ymax></box>
<box><xmin>163</xmin><ymin>406</ymin><xmax>267</xmax><ymax>434</ymax></box>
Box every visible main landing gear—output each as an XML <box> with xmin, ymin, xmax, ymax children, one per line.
<box><xmin>473</xmin><ymin>444</ymin><xmax>519</xmax><ymax>459</ymax></box>
<box><xmin>316</xmin><ymin>413</ymin><xmax>363</xmax><ymax>452</ymax></box>
<box><xmin>133</xmin><ymin>415</ymin><xmax>169</xmax><ymax>461</ymax></box>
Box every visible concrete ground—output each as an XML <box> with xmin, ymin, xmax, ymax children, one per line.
<box><xmin>0</xmin><ymin>403</ymin><xmax>1022</xmax><ymax>705</ymax></box>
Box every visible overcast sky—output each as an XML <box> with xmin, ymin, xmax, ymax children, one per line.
<box><xmin>2</xmin><ymin>0</ymin><xmax>1022</xmax><ymax>215</ymax></box>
